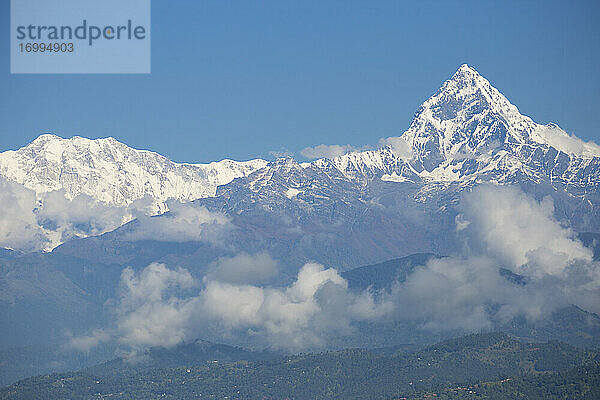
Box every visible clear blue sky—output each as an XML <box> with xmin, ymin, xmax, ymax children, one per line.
<box><xmin>1</xmin><ymin>0</ymin><xmax>599</xmax><ymax>163</ymax></box>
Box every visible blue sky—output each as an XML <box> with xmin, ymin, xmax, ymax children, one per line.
<box><xmin>1</xmin><ymin>0</ymin><xmax>599</xmax><ymax>163</ymax></box>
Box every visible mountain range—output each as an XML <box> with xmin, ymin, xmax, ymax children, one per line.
<box><xmin>0</xmin><ymin>134</ymin><xmax>267</xmax><ymax>210</ymax></box>
<box><xmin>1</xmin><ymin>64</ymin><xmax>600</xmax><ymax>385</ymax></box>
<box><xmin>1</xmin><ymin>64</ymin><xmax>599</xmax><ymax>246</ymax></box>
<box><xmin>3</xmin><ymin>332</ymin><xmax>599</xmax><ymax>400</ymax></box>
<box><xmin>1</xmin><ymin>65</ymin><xmax>599</xmax><ymax>199</ymax></box>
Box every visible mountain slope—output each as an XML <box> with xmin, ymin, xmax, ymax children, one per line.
<box><xmin>0</xmin><ymin>134</ymin><xmax>268</xmax><ymax>208</ymax></box>
<box><xmin>1</xmin><ymin>64</ymin><xmax>599</xmax><ymax>240</ymax></box>
<box><xmin>329</xmin><ymin>64</ymin><xmax>600</xmax><ymax>190</ymax></box>
<box><xmin>1</xmin><ymin>66</ymin><xmax>598</xmax><ymax>214</ymax></box>
<box><xmin>1</xmin><ymin>333</ymin><xmax>595</xmax><ymax>400</ymax></box>
<box><xmin>195</xmin><ymin>64</ymin><xmax>600</xmax><ymax>234</ymax></box>
<box><xmin>341</xmin><ymin>253</ymin><xmax>437</xmax><ymax>291</ymax></box>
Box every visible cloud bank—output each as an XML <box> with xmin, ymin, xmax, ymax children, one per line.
<box><xmin>70</xmin><ymin>185</ymin><xmax>600</xmax><ymax>354</ymax></box>
<box><xmin>0</xmin><ymin>178</ymin><xmax>231</xmax><ymax>252</ymax></box>
<box><xmin>73</xmin><ymin>254</ymin><xmax>390</xmax><ymax>354</ymax></box>
<box><xmin>458</xmin><ymin>185</ymin><xmax>592</xmax><ymax>275</ymax></box>
<box><xmin>0</xmin><ymin>178</ymin><xmax>155</xmax><ymax>252</ymax></box>
<box><xmin>391</xmin><ymin>185</ymin><xmax>599</xmax><ymax>332</ymax></box>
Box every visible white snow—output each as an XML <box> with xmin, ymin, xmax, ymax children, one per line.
<box><xmin>285</xmin><ymin>188</ymin><xmax>302</xmax><ymax>199</ymax></box>
<box><xmin>319</xmin><ymin>64</ymin><xmax>600</xmax><ymax>187</ymax></box>
<box><xmin>3</xmin><ymin>65</ymin><xmax>598</xmax><ymax>215</ymax></box>
<box><xmin>0</xmin><ymin>134</ymin><xmax>268</xmax><ymax>208</ymax></box>
<box><xmin>381</xmin><ymin>172</ymin><xmax>411</xmax><ymax>183</ymax></box>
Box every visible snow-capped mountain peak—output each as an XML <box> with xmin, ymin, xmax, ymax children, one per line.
<box><xmin>440</xmin><ymin>63</ymin><xmax>530</xmax><ymax>129</ymax></box>
<box><xmin>400</xmin><ymin>64</ymin><xmax>541</xmax><ymax>172</ymax></box>
<box><xmin>319</xmin><ymin>65</ymin><xmax>600</xmax><ymax>190</ymax></box>
<box><xmin>2</xmin><ymin>65</ymin><xmax>598</xmax><ymax>217</ymax></box>
<box><xmin>0</xmin><ymin>134</ymin><xmax>268</xmax><ymax>207</ymax></box>
<box><xmin>0</xmin><ymin>65</ymin><xmax>599</xmax><ymax>255</ymax></box>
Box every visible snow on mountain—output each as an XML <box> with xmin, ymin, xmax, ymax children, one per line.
<box><xmin>1</xmin><ymin>64</ymin><xmax>599</xmax><ymax>253</ymax></box>
<box><xmin>3</xmin><ymin>64</ymin><xmax>597</xmax><ymax>212</ymax></box>
<box><xmin>402</xmin><ymin>63</ymin><xmax>538</xmax><ymax>169</ymax></box>
<box><xmin>187</xmin><ymin>65</ymin><xmax>600</xmax><ymax>270</ymax></box>
<box><xmin>0</xmin><ymin>134</ymin><xmax>268</xmax><ymax>207</ymax></box>
<box><xmin>531</xmin><ymin>123</ymin><xmax>600</xmax><ymax>158</ymax></box>
<box><xmin>324</xmin><ymin>64</ymin><xmax>600</xmax><ymax>191</ymax></box>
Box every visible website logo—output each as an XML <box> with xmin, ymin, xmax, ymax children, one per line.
<box><xmin>11</xmin><ymin>0</ymin><xmax>151</xmax><ymax>74</ymax></box>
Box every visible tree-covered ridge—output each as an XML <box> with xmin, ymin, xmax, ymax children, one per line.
<box><xmin>407</xmin><ymin>362</ymin><xmax>600</xmax><ymax>399</ymax></box>
<box><xmin>1</xmin><ymin>332</ymin><xmax>597</xmax><ymax>400</ymax></box>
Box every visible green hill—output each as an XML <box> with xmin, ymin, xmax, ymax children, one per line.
<box><xmin>1</xmin><ymin>332</ymin><xmax>596</xmax><ymax>400</ymax></box>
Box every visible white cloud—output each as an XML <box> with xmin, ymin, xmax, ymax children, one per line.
<box><xmin>199</xmin><ymin>262</ymin><xmax>391</xmax><ymax>350</ymax></box>
<box><xmin>119</xmin><ymin>263</ymin><xmax>196</xmax><ymax>307</ymax></box>
<box><xmin>300</xmin><ymin>137</ymin><xmax>415</xmax><ymax>161</ymax></box>
<box><xmin>65</xmin><ymin>329</ymin><xmax>111</xmax><ymax>352</ymax></box>
<box><xmin>69</xmin><ymin>185</ymin><xmax>600</xmax><ymax>354</ymax></box>
<box><xmin>76</xmin><ymin>259</ymin><xmax>391</xmax><ymax>354</ymax></box>
<box><xmin>0</xmin><ymin>179</ymin><xmax>232</xmax><ymax>253</ymax></box>
<box><xmin>458</xmin><ymin>185</ymin><xmax>592</xmax><ymax>277</ymax></box>
<box><xmin>0</xmin><ymin>178</ymin><xmax>47</xmax><ymax>252</ymax></box>
<box><xmin>300</xmin><ymin>135</ymin><xmax>416</xmax><ymax>161</ymax></box>
<box><xmin>208</xmin><ymin>252</ymin><xmax>279</xmax><ymax>285</ymax></box>
<box><xmin>379</xmin><ymin>136</ymin><xmax>413</xmax><ymax>159</ymax></box>
<box><xmin>0</xmin><ymin>178</ymin><xmax>154</xmax><ymax>252</ymax></box>
<box><xmin>37</xmin><ymin>190</ymin><xmax>153</xmax><ymax>242</ymax></box>
<box><xmin>116</xmin><ymin>263</ymin><xmax>198</xmax><ymax>349</ymax></box>
<box><xmin>390</xmin><ymin>185</ymin><xmax>600</xmax><ymax>331</ymax></box>
<box><xmin>300</xmin><ymin>144</ymin><xmax>358</xmax><ymax>160</ymax></box>
<box><xmin>390</xmin><ymin>255</ymin><xmax>554</xmax><ymax>332</ymax></box>
<box><xmin>532</xmin><ymin>124</ymin><xmax>600</xmax><ymax>158</ymax></box>
<box><xmin>392</xmin><ymin>256</ymin><xmax>501</xmax><ymax>331</ymax></box>
<box><xmin>124</xmin><ymin>201</ymin><xmax>232</xmax><ymax>244</ymax></box>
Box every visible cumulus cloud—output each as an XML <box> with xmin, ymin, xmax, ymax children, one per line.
<box><xmin>0</xmin><ymin>178</ymin><xmax>154</xmax><ymax>252</ymax></box>
<box><xmin>156</xmin><ymin>261</ymin><xmax>388</xmax><ymax>351</ymax></box>
<box><xmin>37</xmin><ymin>191</ymin><xmax>153</xmax><ymax>241</ymax></box>
<box><xmin>300</xmin><ymin>144</ymin><xmax>359</xmax><ymax>160</ymax></box>
<box><xmin>0</xmin><ymin>178</ymin><xmax>229</xmax><ymax>252</ymax></box>
<box><xmin>73</xmin><ymin>258</ymin><xmax>392</xmax><ymax>354</ymax></box>
<box><xmin>0</xmin><ymin>178</ymin><xmax>46</xmax><ymax>252</ymax></box>
<box><xmin>458</xmin><ymin>185</ymin><xmax>592</xmax><ymax>276</ymax></box>
<box><xmin>69</xmin><ymin>185</ymin><xmax>600</xmax><ymax>354</ymax></box>
<box><xmin>379</xmin><ymin>136</ymin><xmax>413</xmax><ymax>159</ymax></box>
<box><xmin>123</xmin><ymin>201</ymin><xmax>232</xmax><ymax>244</ymax></box>
<box><xmin>391</xmin><ymin>256</ymin><xmax>503</xmax><ymax>331</ymax></box>
<box><xmin>533</xmin><ymin>124</ymin><xmax>600</xmax><ymax>158</ymax></box>
<box><xmin>65</xmin><ymin>329</ymin><xmax>112</xmax><ymax>352</ymax></box>
<box><xmin>116</xmin><ymin>263</ymin><xmax>198</xmax><ymax>348</ymax></box>
<box><xmin>389</xmin><ymin>185</ymin><xmax>600</xmax><ymax>332</ymax></box>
